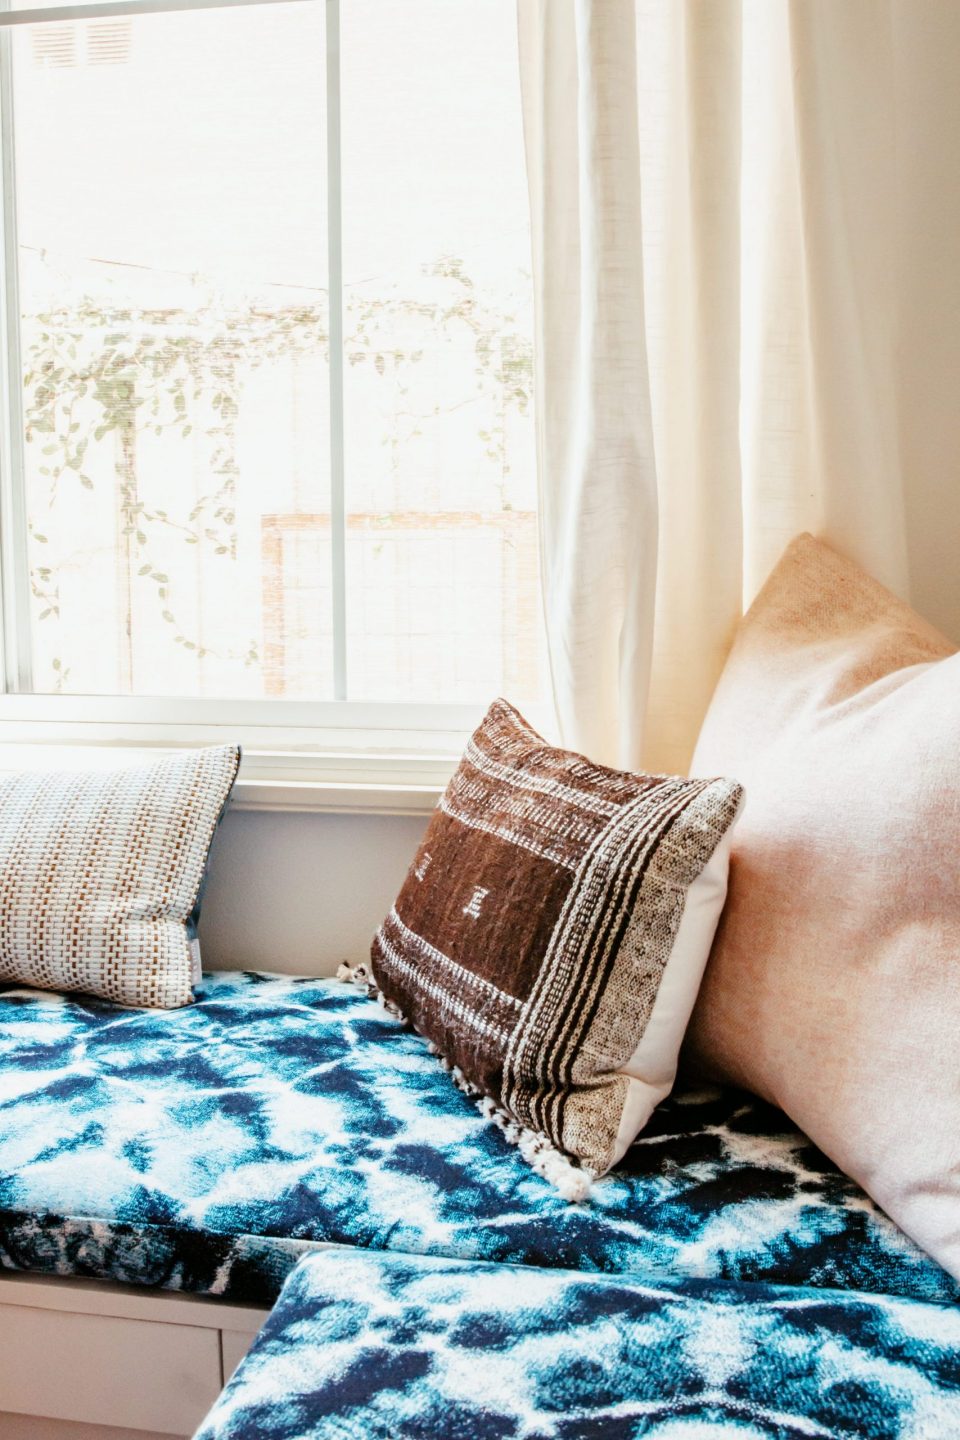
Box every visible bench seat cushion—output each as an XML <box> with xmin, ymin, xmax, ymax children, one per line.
<box><xmin>0</xmin><ymin>971</ymin><xmax>954</xmax><ymax>1307</ymax></box>
<box><xmin>196</xmin><ymin>1248</ymin><xmax>960</xmax><ymax>1439</ymax></box>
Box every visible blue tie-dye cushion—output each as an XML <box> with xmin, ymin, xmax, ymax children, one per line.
<box><xmin>0</xmin><ymin>972</ymin><xmax>955</xmax><ymax>1307</ymax></box>
<box><xmin>195</xmin><ymin>1247</ymin><xmax>960</xmax><ymax>1439</ymax></box>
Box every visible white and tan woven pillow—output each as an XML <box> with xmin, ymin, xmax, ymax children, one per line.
<box><xmin>0</xmin><ymin>744</ymin><xmax>240</xmax><ymax>1008</ymax></box>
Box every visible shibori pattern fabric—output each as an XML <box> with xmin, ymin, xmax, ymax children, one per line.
<box><xmin>0</xmin><ymin>744</ymin><xmax>240</xmax><ymax>1008</ymax></box>
<box><xmin>1</xmin><ymin>971</ymin><xmax>954</xmax><ymax>1309</ymax></box>
<box><xmin>362</xmin><ymin>699</ymin><xmax>743</xmax><ymax>1197</ymax></box>
<box><xmin>195</xmin><ymin>1248</ymin><xmax>960</xmax><ymax>1440</ymax></box>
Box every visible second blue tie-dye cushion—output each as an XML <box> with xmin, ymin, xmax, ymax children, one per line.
<box><xmin>196</xmin><ymin>1247</ymin><xmax>960</xmax><ymax>1440</ymax></box>
<box><xmin>0</xmin><ymin>971</ymin><xmax>955</xmax><ymax>1307</ymax></box>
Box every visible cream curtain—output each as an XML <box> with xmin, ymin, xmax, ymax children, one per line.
<box><xmin>519</xmin><ymin>0</ymin><xmax>960</xmax><ymax>773</ymax></box>
<box><xmin>517</xmin><ymin>1</ymin><xmax>658</xmax><ymax>771</ymax></box>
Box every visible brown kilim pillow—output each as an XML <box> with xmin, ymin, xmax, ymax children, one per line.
<box><xmin>344</xmin><ymin>699</ymin><xmax>743</xmax><ymax>1199</ymax></box>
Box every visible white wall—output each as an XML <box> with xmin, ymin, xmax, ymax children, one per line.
<box><xmin>894</xmin><ymin>1</ymin><xmax>960</xmax><ymax>645</ymax></box>
<box><xmin>197</xmin><ymin>808</ymin><xmax>429</xmax><ymax>976</ymax></box>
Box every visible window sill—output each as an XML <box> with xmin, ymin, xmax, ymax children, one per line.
<box><xmin>0</xmin><ymin>695</ymin><xmax>554</xmax><ymax>814</ymax></box>
<box><xmin>233</xmin><ymin>777</ymin><xmax>441</xmax><ymax>815</ymax></box>
<box><xmin>0</xmin><ymin>742</ymin><xmax>448</xmax><ymax>816</ymax></box>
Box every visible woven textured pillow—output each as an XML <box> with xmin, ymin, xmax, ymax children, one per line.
<box><xmin>0</xmin><ymin>744</ymin><xmax>240</xmax><ymax>1009</ymax></box>
<box><xmin>686</xmin><ymin>534</ymin><xmax>960</xmax><ymax>1281</ymax></box>
<box><xmin>348</xmin><ymin>700</ymin><xmax>742</xmax><ymax>1198</ymax></box>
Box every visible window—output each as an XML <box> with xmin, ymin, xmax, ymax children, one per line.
<box><xmin>0</xmin><ymin>0</ymin><xmax>544</xmax><ymax>767</ymax></box>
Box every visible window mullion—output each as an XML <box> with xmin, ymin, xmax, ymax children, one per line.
<box><xmin>0</xmin><ymin>10</ymin><xmax>33</xmax><ymax>695</ymax></box>
<box><xmin>325</xmin><ymin>0</ymin><xmax>346</xmax><ymax>702</ymax></box>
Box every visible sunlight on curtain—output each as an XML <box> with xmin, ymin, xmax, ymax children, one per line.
<box><xmin>521</xmin><ymin>1</ymin><xmax>959</xmax><ymax>773</ymax></box>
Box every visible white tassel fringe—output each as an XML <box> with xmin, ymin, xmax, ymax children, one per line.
<box><xmin>336</xmin><ymin>960</ymin><xmax>407</xmax><ymax>1021</ymax></box>
<box><xmin>338</xmin><ymin>963</ymin><xmax>593</xmax><ymax>1203</ymax></box>
<box><xmin>429</xmin><ymin>1044</ymin><xmax>594</xmax><ymax>1204</ymax></box>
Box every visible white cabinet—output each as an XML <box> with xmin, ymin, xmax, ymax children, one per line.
<box><xmin>220</xmin><ymin>1329</ymin><xmax>256</xmax><ymax>1386</ymax></box>
<box><xmin>0</xmin><ymin>1273</ymin><xmax>270</xmax><ymax>1436</ymax></box>
<box><xmin>0</xmin><ymin>1305</ymin><xmax>221</xmax><ymax>1434</ymax></box>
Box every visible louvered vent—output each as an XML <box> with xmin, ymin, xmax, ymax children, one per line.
<box><xmin>87</xmin><ymin>19</ymin><xmax>133</xmax><ymax>65</ymax></box>
<box><xmin>31</xmin><ymin>26</ymin><xmax>77</xmax><ymax>68</ymax></box>
<box><xmin>31</xmin><ymin>20</ymin><xmax>132</xmax><ymax>68</ymax></box>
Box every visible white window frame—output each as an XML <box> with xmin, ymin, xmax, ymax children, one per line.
<box><xmin>0</xmin><ymin>0</ymin><xmax>548</xmax><ymax>808</ymax></box>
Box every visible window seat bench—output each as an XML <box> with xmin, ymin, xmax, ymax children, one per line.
<box><xmin>1</xmin><ymin>970</ymin><xmax>957</xmax><ymax>1436</ymax></box>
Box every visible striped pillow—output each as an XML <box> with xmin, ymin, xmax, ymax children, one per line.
<box><xmin>0</xmin><ymin>745</ymin><xmax>240</xmax><ymax>1009</ymax></box>
<box><xmin>351</xmin><ymin>701</ymin><xmax>742</xmax><ymax>1198</ymax></box>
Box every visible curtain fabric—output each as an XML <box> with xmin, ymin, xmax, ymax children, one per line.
<box><xmin>519</xmin><ymin>0</ymin><xmax>960</xmax><ymax>774</ymax></box>
<box><xmin>517</xmin><ymin>1</ymin><xmax>657</xmax><ymax>771</ymax></box>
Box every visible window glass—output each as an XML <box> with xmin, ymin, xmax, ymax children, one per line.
<box><xmin>12</xmin><ymin>1</ymin><xmax>543</xmax><ymax>706</ymax></box>
<box><xmin>340</xmin><ymin>1</ymin><xmax>541</xmax><ymax>704</ymax></box>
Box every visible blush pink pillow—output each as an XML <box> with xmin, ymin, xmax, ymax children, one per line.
<box><xmin>686</xmin><ymin>533</ymin><xmax>960</xmax><ymax>1281</ymax></box>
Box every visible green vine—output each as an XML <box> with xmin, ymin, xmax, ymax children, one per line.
<box><xmin>22</xmin><ymin>257</ymin><xmax>533</xmax><ymax>684</ymax></box>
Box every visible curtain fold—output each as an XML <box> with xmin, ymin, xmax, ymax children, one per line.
<box><xmin>640</xmin><ymin>1</ymin><xmax>744</xmax><ymax>776</ymax></box>
<box><xmin>518</xmin><ymin>0</ymin><xmax>657</xmax><ymax>772</ymax></box>
<box><xmin>519</xmin><ymin>0</ymin><xmax>955</xmax><ymax>773</ymax></box>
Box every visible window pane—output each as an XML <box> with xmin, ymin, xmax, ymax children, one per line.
<box><xmin>12</xmin><ymin>1</ymin><xmax>543</xmax><ymax>709</ymax></box>
<box><xmin>15</xmin><ymin>4</ymin><xmax>331</xmax><ymax>698</ymax></box>
<box><xmin>340</xmin><ymin>1</ymin><xmax>543</xmax><ymax>705</ymax></box>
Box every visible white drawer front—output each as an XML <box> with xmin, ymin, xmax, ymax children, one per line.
<box><xmin>0</xmin><ymin>1303</ymin><xmax>221</xmax><ymax>1434</ymax></box>
<box><xmin>220</xmin><ymin>1328</ymin><xmax>255</xmax><ymax>1386</ymax></box>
